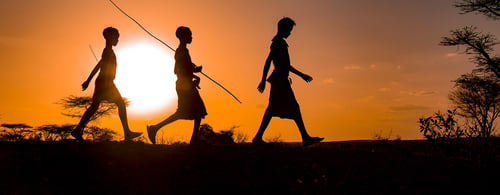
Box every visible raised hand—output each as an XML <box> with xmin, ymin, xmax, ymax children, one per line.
<box><xmin>301</xmin><ymin>73</ymin><xmax>313</xmax><ymax>83</ymax></box>
<box><xmin>257</xmin><ymin>80</ymin><xmax>266</xmax><ymax>93</ymax></box>
<box><xmin>81</xmin><ymin>80</ymin><xmax>90</xmax><ymax>91</ymax></box>
<box><xmin>194</xmin><ymin>65</ymin><xmax>202</xmax><ymax>73</ymax></box>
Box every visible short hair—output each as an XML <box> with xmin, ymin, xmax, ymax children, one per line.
<box><xmin>277</xmin><ymin>17</ymin><xmax>296</xmax><ymax>33</ymax></box>
<box><xmin>103</xmin><ymin>27</ymin><xmax>119</xmax><ymax>39</ymax></box>
<box><xmin>176</xmin><ymin>26</ymin><xmax>191</xmax><ymax>39</ymax></box>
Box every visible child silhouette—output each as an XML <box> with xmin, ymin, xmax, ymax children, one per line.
<box><xmin>253</xmin><ymin>17</ymin><xmax>323</xmax><ymax>146</ymax></box>
<box><xmin>147</xmin><ymin>26</ymin><xmax>207</xmax><ymax>145</ymax></box>
<box><xmin>71</xmin><ymin>27</ymin><xmax>142</xmax><ymax>142</ymax></box>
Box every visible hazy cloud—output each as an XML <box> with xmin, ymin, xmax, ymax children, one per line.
<box><xmin>344</xmin><ymin>65</ymin><xmax>362</xmax><ymax>70</ymax></box>
<box><xmin>344</xmin><ymin>64</ymin><xmax>379</xmax><ymax>71</ymax></box>
<box><xmin>408</xmin><ymin>90</ymin><xmax>437</xmax><ymax>96</ymax></box>
<box><xmin>357</xmin><ymin>95</ymin><xmax>375</xmax><ymax>103</ymax></box>
<box><xmin>378</xmin><ymin>87</ymin><xmax>391</xmax><ymax>92</ymax></box>
<box><xmin>389</xmin><ymin>104</ymin><xmax>429</xmax><ymax>112</ymax></box>
<box><xmin>322</xmin><ymin>78</ymin><xmax>335</xmax><ymax>84</ymax></box>
<box><xmin>391</xmin><ymin>81</ymin><xmax>401</xmax><ymax>86</ymax></box>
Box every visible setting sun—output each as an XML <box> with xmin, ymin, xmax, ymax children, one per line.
<box><xmin>114</xmin><ymin>41</ymin><xmax>176</xmax><ymax>118</ymax></box>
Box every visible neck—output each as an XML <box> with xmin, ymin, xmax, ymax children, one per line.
<box><xmin>105</xmin><ymin>41</ymin><xmax>113</xmax><ymax>49</ymax></box>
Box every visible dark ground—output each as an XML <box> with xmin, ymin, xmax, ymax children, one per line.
<box><xmin>0</xmin><ymin>140</ymin><xmax>499</xmax><ymax>194</ymax></box>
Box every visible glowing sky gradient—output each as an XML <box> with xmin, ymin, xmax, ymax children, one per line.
<box><xmin>1</xmin><ymin>0</ymin><xmax>500</xmax><ymax>142</ymax></box>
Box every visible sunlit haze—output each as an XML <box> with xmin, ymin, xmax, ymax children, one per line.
<box><xmin>114</xmin><ymin>41</ymin><xmax>176</xmax><ymax>117</ymax></box>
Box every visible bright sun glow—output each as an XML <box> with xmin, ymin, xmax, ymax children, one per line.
<box><xmin>114</xmin><ymin>41</ymin><xmax>177</xmax><ymax>118</ymax></box>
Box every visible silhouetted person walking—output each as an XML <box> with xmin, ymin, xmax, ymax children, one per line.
<box><xmin>147</xmin><ymin>26</ymin><xmax>207</xmax><ymax>145</ymax></box>
<box><xmin>71</xmin><ymin>27</ymin><xmax>142</xmax><ymax>142</ymax></box>
<box><xmin>253</xmin><ymin>17</ymin><xmax>324</xmax><ymax>146</ymax></box>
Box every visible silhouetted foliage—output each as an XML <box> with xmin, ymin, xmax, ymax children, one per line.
<box><xmin>84</xmin><ymin>126</ymin><xmax>117</xmax><ymax>142</ymax></box>
<box><xmin>419</xmin><ymin>109</ymin><xmax>465</xmax><ymax>141</ymax></box>
<box><xmin>199</xmin><ymin>123</ymin><xmax>235</xmax><ymax>144</ymax></box>
<box><xmin>35</xmin><ymin>124</ymin><xmax>75</xmax><ymax>141</ymax></box>
<box><xmin>0</xmin><ymin>123</ymin><xmax>117</xmax><ymax>142</ymax></box>
<box><xmin>455</xmin><ymin>0</ymin><xmax>500</xmax><ymax>20</ymax></box>
<box><xmin>449</xmin><ymin>73</ymin><xmax>500</xmax><ymax>138</ymax></box>
<box><xmin>230</xmin><ymin>126</ymin><xmax>249</xmax><ymax>143</ymax></box>
<box><xmin>440</xmin><ymin>26</ymin><xmax>500</xmax><ymax>78</ymax></box>
<box><xmin>58</xmin><ymin>95</ymin><xmax>128</xmax><ymax>122</ymax></box>
<box><xmin>0</xmin><ymin>123</ymin><xmax>34</xmax><ymax>141</ymax></box>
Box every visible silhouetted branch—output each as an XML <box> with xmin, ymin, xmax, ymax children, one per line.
<box><xmin>449</xmin><ymin>73</ymin><xmax>500</xmax><ymax>138</ymax></box>
<box><xmin>57</xmin><ymin>95</ymin><xmax>129</xmax><ymax>123</ymax></box>
<box><xmin>455</xmin><ymin>0</ymin><xmax>500</xmax><ymax>19</ymax></box>
<box><xmin>1</xmin><ymin>123</ymin><xmax>33</xmax><ymax>129</ymax></box>
<box><xmin>440</xmin><ymin>26</ymin><xmax>500</xmax><ymax>78</ymax></box>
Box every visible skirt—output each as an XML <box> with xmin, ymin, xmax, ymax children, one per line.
<box><xmin>93</xmin><ymin>80</ymin><xmax>123</xmax><ymax>103</ymax></box>
<box><xmin>175</xmin><ymin>79</ymin><xmax>207</xmax><ymax>119</ymax></box>
<box><xmin>267</xmin><ymin>78</ymin><xmax>300</xmax><ymax>119</ymax></box>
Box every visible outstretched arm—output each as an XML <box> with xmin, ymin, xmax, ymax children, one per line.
<box><xmin>81</xmin><ymin>61</ymin><xmax>101</xmax><ymax>91</ymax></box>
<box><xmin>258</xmin><ymin>52</ymin><xmax>272</xmax><ymax>93</ymax></box>
<box><xmin>290</xmin><ymin>65</ymin><xmax>313</xmax><ymax>82</ymax></box>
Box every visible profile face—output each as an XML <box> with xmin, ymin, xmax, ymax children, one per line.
<box><xmin>185</xmin><ymin>32</ymin><xmax>192</xmax><ymax>44</ymax></box>
<box><xmin>283</xmin><ymin>26</ymin><xmax>293</xmax><ymax>38</ymax></box>
<box><xmin>111</xmin><ymin>36</ymin><xmax>119</xmax><ymax>46</ymax></box>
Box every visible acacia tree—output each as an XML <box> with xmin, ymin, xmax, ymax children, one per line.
<box><xmin>455</xmin><ymin>0</ymin><xmax>500</xmax><ymax>20</ymax></box>
<box><xmin>35</xmin><ymin>124</ymin><xmax>75</xmax><ymax>141</ymax></box>
<box><xmin>427</xmin><ymin>0</ymin><xmax>500</xmax><ymax>140</ymax></box>
<box><xmin>440</xmin><ymin>26</ymin><xmax>500</xmax><ymax>78</ymax></box>
<box><xmin>0</xmin><ymin>123</ymin><xmax>34</xmax><ymax>141</ymax></box>
<box><xmin>449</xmin><ymin>73</ymin><xmax>500</xmax><ymax>138</ymax></box>
<box><xmin>57</xmin><ymin>95</ymin><xmax>129</xmax><ymax>141</ymax></box>
<box><xmin>58</xmin><ymin>95</ymin><xmax>121</xmax><ymax>123</ymax></box>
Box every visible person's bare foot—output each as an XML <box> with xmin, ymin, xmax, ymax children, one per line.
<box><xmin>71</xmin><ymin>130</ymin><xmax>84</xmax><ymax>142</ymax></box>
<box><xmin>147</xmin><ymin>125</ymin><xmax>158</xmax><ymax>144</ymax></box>
<box><xmin>252</xmin><ymin>138</ymin><xmax>267</xmax><ymax>145</ymax></box>
<box><xmin>303</xmin><ymin>137</ymin><xmax>324</xmax><ymax>147</ymax></box>
<box><xmin>124</xmin><ymin>131</ymin><xmax>142</xmax><ymax>141</ymax></box>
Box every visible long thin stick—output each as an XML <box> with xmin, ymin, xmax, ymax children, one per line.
<box><xmin>108</xmin><ymin>0</ymin><xmax>242</xmax><ymax>104</ymax></box>
<box><xmin>89</xmin><ymin>45</ymin><xmax>98</xmax><ymax>61</ymax></box>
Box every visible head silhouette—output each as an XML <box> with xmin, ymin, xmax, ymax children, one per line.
<box><xmin>103</xmin><ymin>27</ymin><xmax>119</xmax><ymax>46</ymax></box>
<box><xmin>277</xmin><ymin>17</ymin><xmax>295</xmax><ymax>39</ymax></box>
<box><xmin>176</xmin><ymin>26</ymin><xmax>192</xmax><ymax>44</ymax></box>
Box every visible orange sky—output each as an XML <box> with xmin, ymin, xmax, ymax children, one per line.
<box><xmin>1</xmin><ymin>0</ymin><xmax>500</xmax><ymax>142</ymax></box>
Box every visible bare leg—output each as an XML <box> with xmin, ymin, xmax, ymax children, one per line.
<box><xmin>116</xmin><ymin>100</ymin><xmax>142</xmax><ymax>140</ymax></box>
<box><xmin>189</xmin><ymin>118</ymin><xmax>202</xmax><ymax>145</ymax></box>
<box><xmin>155</xmin><ymin>113</ymin><xmax>180</xmax><ymax>129</ymax></box>
<box><xmin>293</xmin><ymin>113</ymin><xmax>311</xmax><ymax>140</ymax></box>
<box><xmin>294</xmin><ymin>112</ymin><xmax>324</xmax><ymax>146</ymax></box>
<box><xmin>147</xmin><ymin>113</ymin><xmax>180</xmax><ymax>144</ymax></box>
<box><xmin>72</xmin><ymin>100</ymin><xmax>101</xmax><ymax>141</ymax></box>
<box><xmin>252</xmin><ymin>108</ymin><xmax>272</xmax><ymax>143</ymax></box>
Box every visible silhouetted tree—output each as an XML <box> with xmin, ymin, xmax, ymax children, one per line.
<box><xmin>449</xmin><ymin>73</ymin><xmax>500</xmax><ymax>138</ymax></box>
<box><xmin>455</xmin><ymin>0</ymin><xmax>500</xmax><ymax>20</ymax></box>
<box><xmin>198</xmin><ymin>123</ymin><xmax>235</xmax><ymax>144</ymax></box>
<box><xmin>58</xmin><ymin>95</ymin><xmax>128</xmax><ymax>122</ymax></box>
<box><xmin>35</xmin><ymin>124</ymin><xmax>75</xmax><ymax>141</ymax></box>
<box><xmin>440</xmin><ymin>26</ymin><xmax>500</xmax><ymax>78</ymax></box>
<box><xmin>84</xmin><ymin>126</ymin><xmax>117</xmax><ymax>142</ymax></box>
<box><xmin>419</xmin><ymin>109</ymin><xmax>465</xmax><ymax>141</ymax></box>
<box><xmin>0</xmin><ymin>123</ymin><xmax>34</xmax><ymax>141</ymax></box>
<box><xmin>57</xmin><ymin>95</ymin><xmax>128</xmax><ymax>141</ymax></box>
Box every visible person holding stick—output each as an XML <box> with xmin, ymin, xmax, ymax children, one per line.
<box><xmin>147</xmin><ymin>26</ymin><xmax>207</xmax><ymax>145</ymax></box>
